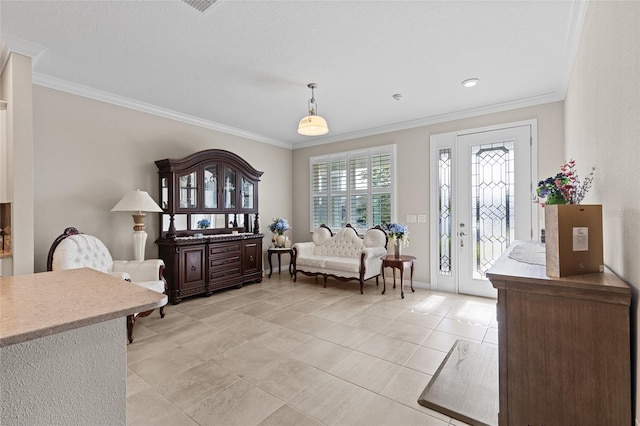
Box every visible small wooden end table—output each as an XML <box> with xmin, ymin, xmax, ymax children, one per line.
<box><xmin>381</xmin><ymin>254</ymin><xmax>416</xmax><ymax>299</ymax></box>
<box><xmin>267</xmin><ymin>247</ymin><xmax>294</xmax><ymax>278</ymax></box>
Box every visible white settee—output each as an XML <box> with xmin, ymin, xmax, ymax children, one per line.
<box><xmin>292</xmin><ymin>224</ymin><xmax>388</xmax><ymax>294</ymax></box>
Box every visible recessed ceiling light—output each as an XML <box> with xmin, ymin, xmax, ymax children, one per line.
<box><xmin>461</xmin><ymin>78</ymin><xmax>480</xmax><ymax>88</ymax></box>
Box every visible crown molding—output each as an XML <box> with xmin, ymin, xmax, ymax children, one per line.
<box><xmin>2</xmin><ymin>35</ymin><xmax>47</xmax><ymax>69</ymax></box>
<box><xmin>292</xmin><ymin>91</ymin><xmax>564</xmax><ymax>150</ymax></box>
<box><xmin>31</xmin><ymin>72</ymin><xmax>293</xmax><ymax>150</ymax></box>
<box><xmin>0</xmin><ymin>41</ymin><xmax>8</xmax><ymax>75</ymax></box>
<box><xmin>557</xmin><ymin>0</ymin><xmax>590</xmax><ymax>98</ymax></box>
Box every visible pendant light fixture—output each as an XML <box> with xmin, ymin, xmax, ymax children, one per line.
<box><xmin>297</xmin><ymin>83</ymin><xmax>329</xmax><ymax>136</ymax></box>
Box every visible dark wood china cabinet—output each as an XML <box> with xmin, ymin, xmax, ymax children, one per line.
<box><xmin>155</xmin><ymin>149</ymin><xmax>263</xmax><ymax>304</ymax></box>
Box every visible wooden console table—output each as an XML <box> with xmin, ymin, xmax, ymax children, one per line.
<box><xmin>486</xmin><ymin>241</ymin><xmax>631</xmax><ymax>426</ymax></box>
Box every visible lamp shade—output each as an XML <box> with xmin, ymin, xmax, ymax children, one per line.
<box><xmin>298</xmin><ymin>114</ymin><xmax>329</xmax><ymax>136</ymax></box>
<box><xmin>111</xmin><ymin>189</ymin><xmax>163</xmax><ymax>213</ymax></box>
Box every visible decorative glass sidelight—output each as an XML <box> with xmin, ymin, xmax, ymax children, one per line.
<box><xmin>471</xmin><ymin>141</ymin><xmax>515</xmax><ymax>279</ymax></box>
<box><xmin>438</xmin><ymin>149</ymin><xmax>452</xmax><ymax>276</ymax></box>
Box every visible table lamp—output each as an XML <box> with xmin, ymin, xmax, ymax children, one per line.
<box><xmin>111</xmin><ymin>189</ymin><xmax>163</xmax><ymax>261</ymax></box>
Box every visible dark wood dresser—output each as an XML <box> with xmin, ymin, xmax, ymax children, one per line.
<box><xmin>157</xmin><ymin>233</ymin><xmax>262</xmax><ymax>304</ymax></box>
<box><xmin>486</xmin><ymin>241</ymin><xmax>631</xmax><ymax>426</ymax></box>
<box><xmin>155</xmin><ymin>149</ymin><xmax>264</xmax><ymax>304</ymax></box>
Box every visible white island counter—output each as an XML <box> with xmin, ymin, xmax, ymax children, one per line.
<box><xmin>0</xmin><ymin>268</ymin><xmax>167</xmax><ymax>425</ymax></box>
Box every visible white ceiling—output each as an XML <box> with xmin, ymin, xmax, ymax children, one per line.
<box><xmin>1</xmin><ymin>0</ymin><xmax>587</xmax><ymax>149</ymax></box>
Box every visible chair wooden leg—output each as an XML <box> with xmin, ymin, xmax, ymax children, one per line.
<box><xmin>160</xmin><ymin>306</ymin><xmax>165</xmax><ymax>318</ymax></box>
<box><xmin>127</xmin><ymin>314</ymin><xmax>135</xmax><ymax>344</ymax></box>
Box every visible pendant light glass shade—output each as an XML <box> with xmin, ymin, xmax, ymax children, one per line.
<box><xmin>297</xmin><ymin>83</ymin><xmax>329</xmax><ymax>136</ymax></box>
<box><xmin>298</xmin><ymin>114</ymin><xmax>329</xmax><ymax>136</ymax></box>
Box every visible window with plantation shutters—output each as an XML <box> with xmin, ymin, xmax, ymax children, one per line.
<box><xmin>310</xmin><ymin>145</ymin><xmax>395</xmax><ymax>232</ymax></box>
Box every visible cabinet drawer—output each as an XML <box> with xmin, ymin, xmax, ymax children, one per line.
<box><xmin>209</xmin><ymin>243</ymin><xmax>241</xmax><ymax>256</ymax></box>
<box><xmin>209</xmin><ymin>263</ymin><xmax>240</xmax><ymax>275</ymax></box>
<box><xmin>209</xmin><ymin>256</ymin><xmax>241</xmax><ymax>268</ymax></box>
<box><xmin>210</xmin><ymin>268</ymin><xmax>241</xmax><ymax>281</ymax></box>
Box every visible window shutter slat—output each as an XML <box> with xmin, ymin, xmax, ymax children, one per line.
<box><xmin>371</xmin><ymin>153</ymin><xmax>392</xmax><ymax>189</ymax></box>
<box><xmin>330</xmin><ymin>160</ymin><xmax>347</xmax><ymax>192</ymax></box>
<box><xmin>350</xmin><ymin>194</ymin><xmax>368</xmax><ymax>229</ymax></box>
<box><xmin>313</xmin><ymin>162</ymin><xmax>328</xmax><ymax>193</ymax></box>
<box><xmin>350</xmin><ymin>156</ymin><xmax>368</xmax><ymax>191</ymax></box>
<box><xmin>330</xmin><ymin>195</ymin><xmax>346</xmax><ymax>229</ymax></box>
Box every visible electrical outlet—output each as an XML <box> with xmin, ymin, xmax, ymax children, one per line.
<box><xmin>417</xmin><ymin>214</ymin><xmax>427</xmax><ymax>223</ymax></box>
<box><xmin>406</xmin><ymin>214</ymin><xmax>417</xmax><ymax>223</ymax></box>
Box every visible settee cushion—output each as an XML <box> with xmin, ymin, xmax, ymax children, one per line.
<box><xmin>324</xmin><ymin>256</ymin><xmax>360</xmax><ymax>273</ymax></box>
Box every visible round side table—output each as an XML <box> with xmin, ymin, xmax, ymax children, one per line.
<box><xmin>381</xmin><ymin>254</ymin><xmax>416</xmax><ymax>299</ymax></box>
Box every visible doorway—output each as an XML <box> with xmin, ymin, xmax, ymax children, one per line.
<box><xmin>430</xmin><ymin>121</ymin><xmax>537</xmax><ymax>298</ymax></box>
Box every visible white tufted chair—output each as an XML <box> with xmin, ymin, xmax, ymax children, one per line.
<box><xmin>292</xmin><ymin>224</ymin><xmax>388</xmax><ymax>293</ymax></box>
<box><xmin>47</xmin><ymin>227</ymin><xmax>167</xmax><ymax>343</ymax></box>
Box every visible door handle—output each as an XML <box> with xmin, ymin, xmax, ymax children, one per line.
<box><xmin>459</xmin><ymin>231</ymin><xmax>466</xmax><ymax>247</ymax></box>
<box><xmin>459</xmin><ymin>231</ymin><xmax>467</xmax><ymax>237</ymax></box>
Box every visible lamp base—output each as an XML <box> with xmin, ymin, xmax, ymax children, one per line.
<box><xmin>133</xmin><ymin>230</ymin><xmax>147</xmax><ymax>261</ymax></box>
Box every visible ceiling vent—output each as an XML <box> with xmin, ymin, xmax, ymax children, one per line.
<box><xmin>182</xmin><ymin>0</ymin><xmax>219</xmax><ymax>13</ymax></box>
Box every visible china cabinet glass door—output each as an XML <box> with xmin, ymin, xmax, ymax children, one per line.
<box><xmin>160</xmin><ymin>177</ymin><xmax>169</xmax><ymax>210</ymax></box>
<box><xmin>179</xmin><ymin>171</ymin><xmax>198</xmax><ymax>209</ymax></box>
<box><xmin>204</xmin><ymin>165</ymin><xmax>218</xmax><ymax>209</ymax></box>
<box><xmin>241</xmin><ymin>177</ymin><xmax>254</xmax><ymax>209</ymax></box>
<box><xmin>223</xmin><ymin>167</ymin><xmax>236</xmax><ymax>209</ymax></box>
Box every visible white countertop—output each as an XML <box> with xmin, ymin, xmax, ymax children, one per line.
<box><xmin>0</xmin><ymin>268</ymin><xmax>167</xmax><ymax>347</ymax></box>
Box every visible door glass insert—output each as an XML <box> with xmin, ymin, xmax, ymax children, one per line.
<box><xmin>204</xmin><ymin>165</ymin><xmax>217</xmax><ymax>209</ymax></box>
<box><xmin>438</xmin><ymin>148</ymin><xmax>452</xmax><ymax>276</ymax></box>
<box><xmin>471</xmin><ymin>141</ymin><xmax>515</xmax><ymax>279</ymax></box>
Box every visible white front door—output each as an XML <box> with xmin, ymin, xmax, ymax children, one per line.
<box><xmin>430</xmin><ymin>122</ymin><xmax>537</xmax><ymax>298</ymax></box>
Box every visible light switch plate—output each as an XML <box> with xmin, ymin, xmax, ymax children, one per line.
<box><xmin>417</xmin><ymin>214</ymin><xmax>427</xmax><ymax>223</ymax></box>
<box><xmin>406</xmin><ymin>214</ymin><xmax>417</xmax><ymax>223</ymax></box>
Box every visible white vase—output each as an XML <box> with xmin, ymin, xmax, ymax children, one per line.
<box><xmin>276</xmin><ymin>234</ymin><xmax>286</xmax><ymax>248</ymax></box>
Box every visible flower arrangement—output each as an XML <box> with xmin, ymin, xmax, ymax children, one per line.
<box><xmin>382</xmin><ymin>222</ymin><xmax>410</xmax><ymax>247</ymax></box>
<box><xmin>196</xmin><ymin>218</ymin><xmax>210</xmax><ymax>229</ymax></box>
<box><xmin>268</xmin><ymin>217</ymin><xmax>291</xmax><ymax>235</ymax></box>
<box><xmin>534</xmin><ymin>159</ymin><xmax>596</xmax><ymax>206</ymax></box>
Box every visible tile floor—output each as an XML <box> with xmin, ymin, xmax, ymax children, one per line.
<box><xmin>127</xmin><ymin>273</ymin><xmax>498</xmax><ymax>426</ymax></box>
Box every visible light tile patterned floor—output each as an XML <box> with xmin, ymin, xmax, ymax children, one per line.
<box><xmin>127</xmin><ymin>273</ymin><xmax>497</xmax><ymax>426</ymax></box>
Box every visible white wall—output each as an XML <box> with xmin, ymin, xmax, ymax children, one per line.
<box><xmin>0</xmin><ymin>52</ymin><xmax>34</xmax><ymax>275</ymax></box>
<box><xmin>564</xmin><ymin>0</ymin><xmax>640</xmax><ymax>417</ymax></box>
<box><xmin>32</xmin><ymin>86</ymin><xmax>292</xmax><ymax>273</ymax></box>
<box><xmin>293</xmin><ymin>101</ymin><xmax>564</xmax><ymax>285</ymax></box>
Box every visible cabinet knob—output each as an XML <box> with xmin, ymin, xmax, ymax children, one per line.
<box><xmin>249</xmin><ymin>256</ymin><xmax>254</xmax><ymax>261</ymax></box>
<box><xmin>191</xmin><ymin>265</ymin><xmax>197</xmax><ymax>271</ymax></box>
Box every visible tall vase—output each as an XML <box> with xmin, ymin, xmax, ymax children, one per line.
<box><xmin>394</xmin><ymin>242</ymin><xmax>401</xmax><ymax>259</ymax></box>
